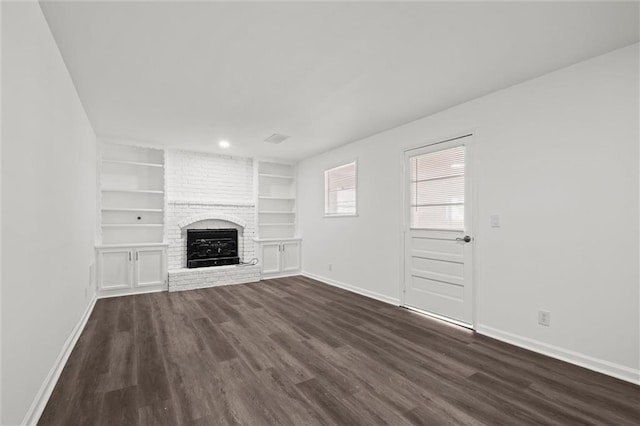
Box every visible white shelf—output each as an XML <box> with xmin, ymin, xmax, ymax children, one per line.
<box><xmin>96</xmin><ymin>242</ymin><xmax>169</xmax><ymax>248</ymax></box>
<box><xmin>259</xmin><ymin>211</ymin><xmax>295</xmax><ymax>214</ymax></box>
<box><xmin>259</xmin><ymin>173</ymin><xmax>294</xmax><ymax>180</ymax></box>
<box><xmin>254</xmin><ymin>237</ymin><xmax>301</xmax><ymax>242</ymax></box>
<box><xmin>102</xmin><ymin>208</ymin><xmax>163</xmax><ymax>212</ymax></box>
<box><xmin>102</xmin><ymin>224</ymin><xmax>163</xmax><ymax>228</ymax></box>
<box><xmin>259</xmin><ymin>223</ymin><xmax>295</xmax><ymax>227</ymax></box>
<box><xmin>102</xmin><ymin>188</ymin><xmax>164</xmax><ymax>194</ymax></box>
<box><xmin>102</xmin><ymin>159</ymin><xmax>163</xmax><ymax>168</ymax></box>
<box><xmin>258</xmin><ymin>196</ymin><xmax>295</xmax><ymax>200</ymax></box>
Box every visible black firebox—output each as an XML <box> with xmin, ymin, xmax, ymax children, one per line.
<box><xmin>187</xmin><ymin>229</ymin><xmax>240</xmax><ymax>268</ymax></box>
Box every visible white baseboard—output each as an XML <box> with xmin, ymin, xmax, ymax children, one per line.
<box><xmin>98</xmin><ymin>285</ymin><xmax>167</xmax><ymax>298</ymax></box>
<box><xmin>301</xmin><ymin>271</ymin><xmax>400</xmax><ymax>306</ymax></box>
<box><xmin>22</xmin><ymin>296</ymin><xmax>97</xmax><ymax>426</ymax></box>
<box><xmin>476</xmin><ymin>324</ymin><xmax>640</xmax><ymax>385</ymax></box>
<box><xmin>261</xmin><ymin>271</ymin><xmax>302</xmax><ymax>280</ymax></box>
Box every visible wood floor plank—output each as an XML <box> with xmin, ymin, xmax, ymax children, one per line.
<box><xmin>40</xmin><ymin>276</ymin><xmax>640</xmax><ymax>425</ymax></box>
<box><xmin>100</xmin><ymin>385</ymin><xmax>138</xmax><ymax>426</ymax></box>
<box><xmin>296</xmin><ymin>378</ymin><xmax>366</xmax><ymax>425</ymax></box>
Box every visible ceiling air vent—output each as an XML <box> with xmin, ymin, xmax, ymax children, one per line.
<box><xmin>264</xmin><ymin>133</ymin><xmax>290</xmax><ymax>144</ymax></box>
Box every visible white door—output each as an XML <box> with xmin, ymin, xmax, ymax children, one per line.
<box><xmin>260</xmin><ymin>242</ymin><xmax>281</xmax><ymax>274</ymax></box>
<box><xmin>404</xmin><ymin>135</ymin><xmax>474</xmax><ymax>326</ymax></box>
<box><xmin>281</xmin><ymin>241</ymin><xmax>301</xmax><ymax>272</ymax></box>
<box><xmin>98</xmin><ymin>248</ymin><xmax>133</xmax><ymax>290</ymax></box>
<box><xmin>134</xmin><ymin>247</ymin><xmax>166</xmax><ymax>288</ymax></box>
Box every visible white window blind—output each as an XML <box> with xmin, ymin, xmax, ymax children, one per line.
<box><xmin>409</xmin><ymin>146</ymin><xmax>465</xmax><ymax>230</ymax></box>
<box><xmin>325</xmin><ymin>161</ymin><xmax>357</xmax><ymax>216</ymax></box>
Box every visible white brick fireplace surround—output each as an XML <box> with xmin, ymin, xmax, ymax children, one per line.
<box><xmin>166</xmin><ymin>150</ymin><xmax>260</xmax><ymax>291</ymax></box>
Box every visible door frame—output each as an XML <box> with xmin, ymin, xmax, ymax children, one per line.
<box><xmin>399</xmin><ymin>130</ymin><xmax>479</xmax><ymax>329</ymax></box>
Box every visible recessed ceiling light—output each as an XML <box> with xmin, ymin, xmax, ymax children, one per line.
<box><xmin>219</xmin><ymin>140</ymin><xmax>230</xmax><ymax>148</ymax></box>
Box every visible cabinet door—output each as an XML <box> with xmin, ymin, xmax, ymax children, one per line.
<box><xmin>98</xmin><ymin>249</ymin><xmax>133</xmax><ymax>290</ymax></box>
<box><xmin>134</xmin><ymin>247</ymin><xmax>166</xmax><ymax>288</ymax></box>
<box><xmin>260</xmin><ymin>242</ymin><xmax>281</xmax><ymax>274</ymax></box>
<box><xmin>281</xmin><ymin>241</ymin><xmax>300</xmax><ymax>272</ymax></box>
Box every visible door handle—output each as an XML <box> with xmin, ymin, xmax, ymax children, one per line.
<box><xmin>455</xmin><ymin>236</ymin><xmax>472</xmax><ymax>243</ymax></box>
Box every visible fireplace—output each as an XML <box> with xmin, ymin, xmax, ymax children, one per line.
<box><xmin>187</xmin><ymin>229</ymin><xmax>240</xmax><ymax>268</ymax></box>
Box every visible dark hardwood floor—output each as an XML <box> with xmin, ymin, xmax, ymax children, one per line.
<box><xmin>40</xmin><ymin>276</ymin><xmax>640</xmax><ymax>425</ymax></box>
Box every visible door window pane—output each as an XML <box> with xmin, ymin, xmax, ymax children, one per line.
<box><xmin>409</xmin><ymin>146</ymin><xmax>464</xmax><ymax>230</ymax></box>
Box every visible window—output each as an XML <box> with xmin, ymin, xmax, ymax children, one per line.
<box><xmin>409</xmin><ymin>146</ymin><xmax>464</xmax><ymax>229</ymax></box>
<box><xmin>325</xmin><ymin>161</ymin><xmax>357</xmax><ymax>216</ymax></box>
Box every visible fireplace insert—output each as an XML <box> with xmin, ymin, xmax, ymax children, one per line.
<box><xmin>187</xmin><ymin>229</ymin><xmax>240</xmax><ymax>268</ymax></box>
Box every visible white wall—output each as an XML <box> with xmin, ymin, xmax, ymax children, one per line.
<box><xmin>298</xmin><ymin>44</ymin><xmax>639</xmax><ymax>383</ymax></box>
<box><xmin>1</xmin><ymin>2</ymin><xmax>97</xmax><ymax>424</ymax></box>
<box><xmin>166</xmin><ymin>149</ymin><xmax>254</xmax><ymax>203</ymax></box>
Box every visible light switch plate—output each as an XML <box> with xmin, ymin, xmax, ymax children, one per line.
<box><xmin>490</xmin><ymin>214</ymin><xmax>501</xmax><ymax>228</ymax></box>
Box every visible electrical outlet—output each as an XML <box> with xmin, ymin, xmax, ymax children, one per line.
<box><xmin>328</xmin><ymin>263</ymin><xmax>332</xmax><ymax>272</ymax></box>
<box><xmin>538</xmin><ymin>310</ymin><xmax>550</xmax><ymax>327</ymax></box>
<box><xmin>490</xmin><ymin>214</ymin><xmax>501</xmax><ymax>228</ymax></box>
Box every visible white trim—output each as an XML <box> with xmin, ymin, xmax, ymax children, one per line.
<box><xmin>261</xmin><ymin>271</ymin><xmax>302</xmax><ymax>280</ymax></box>
<box><xmin>22</xmin><ymin>297</ymin><xmax>97</xmax><ymax>426</ymax></box>
<box><xmin>324</xmin><ymin>158</ymin><xmax>358</xmax><ymax>217</ymax></box>
<box><xmin>178</xmin><ymin>213</ymin><xmax>247</xmax><ymax>229</ymax></box>
<box><xmin>96</xmin><ymin>242</ymin><xmax>169</xmax><ymax>249</ymax></box>
<box><xmin>253</xmin><ymin>237</ymin><xmax>301</xmax><ymax>243</ymax></box>
<box><xmin>301</xmin><ymin>271</ymin><xmax>400</xmax><ymax>306</ymax></box>
<box><xmin>476</xmin><ymin>324</ymin><xmax>640</xmax><ymax>385</ymax></box>
<box><xmin>169</xmin><ymin>199</ymin><xmax>255</xmax><ymax>207</ymax></box>
<box><xmin>98</xmin><ymin>286</ymin><xmax>166</xmax><ymax>299</ymax></box>
<box><xmin>405</xmin><ymin>305</ymin><xmax>473</xmax><ymax>329</ymax></box>
<box><xmin>99</xmin><ymin>137</ymin><xmax>167</xmax><ymax>151</ymax></box>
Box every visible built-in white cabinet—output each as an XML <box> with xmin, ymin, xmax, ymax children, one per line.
<box><xmin>98</xmin><ymin>248</ymin><xmax>133</xmax><ymax>291</ymax></box>
<box><xmin>258</xmin><ymin>239</ymin><xmax>301</xmax><ymax>277</ymax></box>
<box><xmin>97</xmin><ymin>141</ymin><xmax>168</xmax><ymax>296</ymax></box>
<box><xmin>260</xmin><ymin>242</ymin><xmax>282</xmax><ymax>275</ymax></box>
<box><xmin>97</xmin><ymin>245</ymin><xmax>167</xmax><ymax>296</ymax></box>
<box><xmin>255</xmin><ymin>160</ymin><xmax>301</xmax><ymax>278</ymax></box>
<box><xmin>281</xmin><ymin>240</ymin><xmax>301</xmax><ymax>272</ymax></box>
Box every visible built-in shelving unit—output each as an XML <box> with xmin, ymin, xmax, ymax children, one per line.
<box><xmin>96</xmin><ymin>141</ymin><xmax>168</xmax><ymax>297</ymax></box>
<box><xmin>255</xmin><ymin>160</ymin><xmax>301</xmax><ymax>278</ymax></box>
<box><xmin>99</xmin><ymin>142</ymin><xmax>166</xmax><ymax>245</ymax></box>
<box><xmin>256</xmin><ymin>161</ymin><xmax>297</xmax><ymax>239</ymax></box>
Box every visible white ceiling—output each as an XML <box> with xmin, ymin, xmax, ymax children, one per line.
<box><xmin>40</xmin><ymin>1</ymin><xmax>639</xmax><ymax>161</ymax></box>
